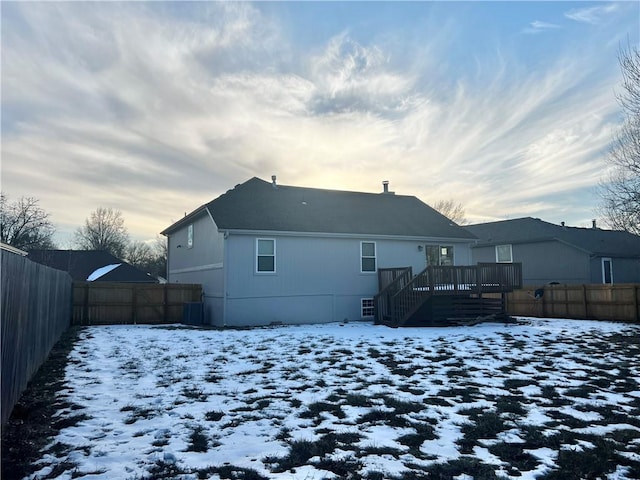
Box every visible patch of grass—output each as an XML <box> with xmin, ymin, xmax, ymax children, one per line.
<box><xmin>51</xmin><ymin>413</ymin><xmax>91</xmax><ymax>430</ymax></box>
<box><xmin>382</xmin><ymin>396</ymin><xmax>424</xmax><ymax>414</ymax></box>
<box><xmin>358</xmin><ymin>444</ymin><xmax>404</xmax><ymax>458</ymax></box>
<box><xmin>197</xmin><ymin>465</ymin><xmax>269</xmax><ymax>480</ymax></box>
<box><xmin>265</xmin><ymin>435</ymin><xmax>339</xmax><ymax>472</ymax></box>
<box><xmin>345</xmin><ymin>393</ymin><xmax>373</xmax><ymax>407</ymax></box>
<box><xmin>437</xmin><ymin>386</ymin><xmax>481</xmax><ymax>403</ymax></box>
<box><xmin>358</xmin><ymin>408</ymin><xmax>412</xmax><ymax>428</ymax></box>
<box><xmin>488</xmin><ymin>442</ymin><xmax>538</xmax><ymax>471</ymax></box>
<box><xmin>423</xmin><ymin>396</ymin><xmax>452</xmax><ymax>407</ymax></box>
<box><xmin>458</xmin><ymin>411</ymin><xmax>507</xmax><ymax>454</ymax></box>
<box><xmin>504</xmin><ymin>378</ymin><xmax>534</xmax><ymax>390</ymax></box>
<box><xmin>539</xmin><ymin>437</ymin><xmax>626</xmax><ymax>480</ymax></box>
<box><xmin>181</xmin><ymin>386</ymin><xmax>208</xmax><ymax>402</ymax></box>
<box><xmin>204</xmin><ymin>410</ymin><xmax>225</xmax><ymax>422</ymax></box>
<box><xmin>495</xmin><ymin>395</ymin><xmax>527</xmax><ymax>415</ymax></box>
<box><xmin>299</xmin><ymin>401</ymin><xmax>345</xmax><ymax>420</ymax></box>
<box><xmin>312</xmin><ymin>455</ymin><xmax>363</xmax><ymax>476</ymax></box>
<box><xmin>185</xmin><ymin>425</ymin><xmax>209</xmax><ymax>453</ymax></box>
<box><xmin>422</xmin><ymin>457</ymin><xmax>498</xmax><ymax>480</ymax></box>
<box><xmin>367</xmin><ymin>347</ymin><xmax>382</xmax><ymax>358</ymax></box>
<box><xmin>564</xmin><ymin>384</ymin><xmax>597</xmax><ymax>398</ymax></box>
<box><xmin>121</xmin><ymin>406</ymin><xmax>155</xmax><ymax>425</ymax></box>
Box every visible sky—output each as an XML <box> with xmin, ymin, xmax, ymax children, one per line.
<box><xmin>2</xmin><ymin>1</ymin><xmax>639</xmax><ymax>245</ymax></box>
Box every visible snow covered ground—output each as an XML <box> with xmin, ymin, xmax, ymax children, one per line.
<box><xmin>28</xmin><ymin>318</ymin><xmax>640</xmax><ymax>480</ymax></box>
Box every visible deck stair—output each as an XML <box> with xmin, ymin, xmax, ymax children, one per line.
<box><xmin>374</xmin><ymin>263</ymin><xmax>522</xmax><ymax>327</ymax></box>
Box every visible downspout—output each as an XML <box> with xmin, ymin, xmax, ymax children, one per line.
<box><xmin>222</xmin><ymin>232</ymin><xmax>228</xmax><ymax>327</ymax></box>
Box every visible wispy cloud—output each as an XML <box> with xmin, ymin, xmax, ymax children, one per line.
<box><xmin>523</xmin><ymin>20</ymin><xmax>562</xmax><ymax>35</ymax></box>
<box><xmin>1</xmin><ymin>2</ymin><xmax>634</xmax><ymax>242</ymax></box>
<box><xmin>564</xmin><ymin>3</ymin><xmax>618</xmax><ymax>24</ymax></box>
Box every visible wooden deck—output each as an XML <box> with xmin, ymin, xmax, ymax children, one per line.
<box><xmin>374</xmin><ymin>263</ymin><xmax>523</xmax><ymax>327</ymax></box>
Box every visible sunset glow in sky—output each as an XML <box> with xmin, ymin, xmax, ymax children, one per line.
<box><xmin>2</xmin><ymin>2</ymin><xmax>638</xmax><ymax>244</ymax></box>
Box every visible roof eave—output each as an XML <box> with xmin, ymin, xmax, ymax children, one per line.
<box><xmin>220</xmin><ymin>228</ymin><xmax>476</xmax><ymax>243</ymax></box>
<box><xmin>160</xmin><ymin>205</ymin><xmax>209</xmax><ymax>235</ymax></box>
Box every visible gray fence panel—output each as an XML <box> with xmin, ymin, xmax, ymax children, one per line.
<box><xmin>1</xmin><ymin>251</ymin><xmax>72</xmax><ymax>425</ymax></box>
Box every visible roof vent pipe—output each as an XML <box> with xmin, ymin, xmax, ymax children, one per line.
<box><xmin>382</xmin><ymin>180</ymin><xmax>389</xmax><ymax>193</ymax></box>
<box><xmin>271</xmin><ymin>175</ymin><xmax>277</xmax><ymax>189</ymax></box>
<box><xmin>592</xmin><ymin>219</ymin><xmax>597</xmax><ymax>229</ymax></box>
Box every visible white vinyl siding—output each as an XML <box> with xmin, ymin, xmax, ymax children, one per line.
<box><xmin>360</xmin><ymin>241</ymin><xmax>376</xmax><ymax>273</ymax></box>
<box><xmin>256</xmin><ymin>238</ymin><xmax>276</xmax><ymax>273</ymax></box>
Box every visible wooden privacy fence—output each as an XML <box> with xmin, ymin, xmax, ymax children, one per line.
<box><xmin>506</xmin><ymin>284</ymin><xmax>640</xmax><ymax>323</ymax></box>
<box><xmin>1</xmin><ymin>251</ymin><xmax>72</xmax><ymax>425</ymax></box>
<box><xmin>72</xmin><ymin>282</ymin><xmax>202</xmax><ymax>325</ymax></box>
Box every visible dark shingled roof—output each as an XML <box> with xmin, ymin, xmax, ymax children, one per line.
<box><xmin>163</xmin><ymin>177</ymin><xmax>475</xmax><ymax>239</ymax></box>
<box><xmin>27</xmin><ymin>250</ymin><xmax>158</xmax><ymax>283</ymax></box>
<box><xmin>466</xmin><ymin>217</ymin><xmax>640</xmax><ymax>257</ymax></box>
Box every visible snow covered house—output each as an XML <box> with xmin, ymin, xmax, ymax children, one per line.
<box><xmin>161</xmin><ymin>176</ymin><xmax>485</xmax><ymax>327</ymax></box>
<box><xmin>27</xmin><ymin>250</ymin><xmax>158</xmax><ymax>283</ymax></box>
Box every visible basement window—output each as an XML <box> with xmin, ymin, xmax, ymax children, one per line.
<box><xmin>361</xmin><ymin>298</ymin><xmax>375</xmax><ymax>318</ymax></box>
<box><xmin>256</xmin><ymin>238</ymin><xmax>276</xmax><ymax>273</ymax></box>
<box><xmin>361</xmin><ymin>242</ymin><xmax>376</xmax><ymax>273</ymax></box>
<box><xmin>495</xmin><ymin>244</ymin><xmax>513</xmax><ymax>263</ymax></box>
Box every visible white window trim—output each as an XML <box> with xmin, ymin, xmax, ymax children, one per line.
<box><xmin>495</xmin><ymin>244</ymin><xmax>513</xmax><ymax>263</ymax></box>
<box><xmin>360</xmin><ymin>241</ymin><xmax>377</xmax><ymax>273</ymax></box>
<box><xmin>256</xmin><ymin>238</ymin><xmax>276</xmax><ymax>274</ymax></box>
<box><xmin>187</xmin><ymin>224</ymin><xmax>194</xmax><ymax>249</ymax></box>
<box><xmin>601</xmin><ymin>257</ymin><xmax>613</xmax><ymax>284</ymax></box>
<box><xmin>361</xmin><ymin>298</ymin><xmax>375</xmax><ymax>318</ymax></box>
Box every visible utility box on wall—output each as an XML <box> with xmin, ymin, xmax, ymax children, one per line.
<box><xmin>183</xmin><ymin>302</ymin><xmax>204</xmax><ymax>326</ymax></box>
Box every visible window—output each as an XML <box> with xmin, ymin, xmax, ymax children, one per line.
<box><xmin>361</xmin><ymin>298</ymin><xmax>375</xmax><ymax>318</ymax></box>
<box><xmin>495</xmin><ymin>244</ymin><xmax>513</xmax><ymax>263</ymax></box>
<box><xmin>361</xmin><ymin>242</ymin><xmax>376</xmax><ymax>272</ymax></box>
<box><xmin>187</xmin><ymin>224</ymin><xmax>194</xmax><ymax>248</ymax></box>
<box><xmin>256</xmin><ymin>239</ymin><xmax>276</xmax><ymax>273</ymax></box>
<box><xmin>602</xmin><ymin>258</ymin><xmax>613</xmax><ymax>284</ymax></box>
<box><xmin>426</xmin><ymin>245</ymin><xmax>454</xmax><ymax>266</ymax></box>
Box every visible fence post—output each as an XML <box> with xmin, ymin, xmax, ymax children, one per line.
<box><xmin>83</xmin><ymin>283</ymin><xmax>90</xmax><ymax>326</ymax></box>
<box><xmin>634</xmin><ymin>285</ymin><xmax>639</xmax><ymax>323</ymax></box>
<box><xmin>582</xmin><ymin>285</ymin><xmax>588</xmax><ymax>319</ymax></box>
<box><xmin>163</xmin><ymin>285</ymin><xmax>169</xmax><ymax>323</ymax></box>
<box><xmin>131</xmin><ymin>285</ymin><xmax>137</xmax><ymax>324</ymax></box>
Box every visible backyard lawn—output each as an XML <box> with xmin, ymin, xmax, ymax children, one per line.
<box><xmin>12</xmin><ymin>318</ymin><xmax>640</xmax><ymax>479</ymax></box>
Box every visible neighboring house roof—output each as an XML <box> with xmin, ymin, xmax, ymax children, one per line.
<box><xmin>27</xmin><ymin>250</ymin><xmax>158</xmax><ymax>283</ymax></box>
<box><xmin>466</xmin><ymin>217</ymin><xmax>640</xmax><ymax>258</ymax></box>
<box><xmin>162</xmin><ymin>177</ymin><xmax>476</xmax><ymax>240</ymax></box>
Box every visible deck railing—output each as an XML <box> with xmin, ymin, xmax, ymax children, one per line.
<box><xmin>374</xmin><ymin>267</ymin><xmax>412</xmax><ymax>324</ymax></box>
<box><xmin>375</xmin><ymin>263</ymin><xmax>522</xmax><ymax>326</ymax></box>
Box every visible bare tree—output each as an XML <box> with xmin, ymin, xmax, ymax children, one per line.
<box><xmin>0</xmin><ymin>193</ymin><xmax>56</xmax><ymax>250</ymax></box>
<box><xmin>599</xmin><ymin>44</ymin><xmax>640</xmax><ymax>235</ymax></box>
<box><xmin>125</xmin><ymin>241</ymin><xmax>154</xmax><ymax>267</ymax></box>
<box><xmin>74</xmin><ymin>207</ymin><xmax>130</xmax><ymax>258</ymax></box>
<box><xmin>126</xmin><ymin>236</ymin><xmax>167</xmax><ymax>279</ymax></box>
<box><xmin>432</xmin><ymin>199</ymin><xmax>467</xmax><ymax>225</ymax></box>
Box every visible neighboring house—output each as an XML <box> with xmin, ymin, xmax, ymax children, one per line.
<box><xmin>161</xmin><ymin>176</ymin><xmax>477</xmax><ymax>327</ymax></box>
<box><xmin>466</xmin><ymin>217</ymin><xmax>640</xmax><ymax>286</ymax></box>
<box><xmin>27</xmin><ymin>250</ymin><xmax>158</xmax><ymax>283</ymax></box>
